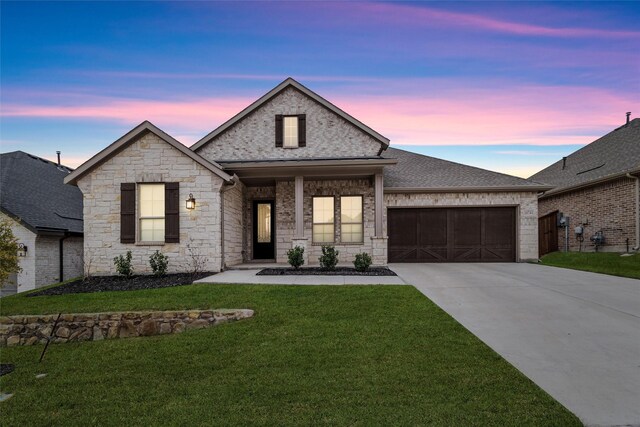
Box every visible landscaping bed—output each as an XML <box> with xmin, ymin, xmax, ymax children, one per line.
<box><xmin>257</xmin><ymin>266</ymin><xmax>397</xmax><ymax>276</ymax></box>
<box><xmin>27</xmin><ymin>272</ymin><xmax>214</xmax><ymax>297</ymax></box>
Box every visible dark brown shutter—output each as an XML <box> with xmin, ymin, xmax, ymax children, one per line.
<box><xmin>165</xmin><ymin>182</ymin><xmax>180</xmax><ymax>243</ymax></box>
<box><xmin>298</xmin><ymin>114</ymin><xmax>306</xmax><ymax>147</ymax></box>
<box><xmin>275</xmin><ymin>114</ymin><xmax>283</xmax><ymax>147</ymax></box>
<box><xmin>120</xmin><ymin>183</ymin><xmax>136</xmax><ymax>243</ymax></box>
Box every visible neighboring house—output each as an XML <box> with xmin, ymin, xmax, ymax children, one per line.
<box><xmin>531</xmin><ymin>116</ymin><xmax>640</xmax><ymax>255</ymax></box>
<box><xmin>64</xmin><ymin>78</ymin><xmax>549</xmax><ymax>275</ymax></box>
<box><xmin>0</xmin><ymin>151</ymin><xmax>84</xmax><ymax>295</ymax></box>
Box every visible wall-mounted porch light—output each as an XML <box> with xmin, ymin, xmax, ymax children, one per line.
<box><xmin>186</xmin><ymin>193</ymin><xmax>196</xmax><ymax>210</ymax></box>
<box><xmin>17</xmin><ymin>243</ymin><xmax>28</xmax><ymax>257</ymax></box>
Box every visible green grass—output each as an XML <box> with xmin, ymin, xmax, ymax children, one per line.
<box><xmin>0</xmin><ymin>284</ymin><xmax>580</xmax><ymax>426</ymax></box>
<box><xmin>541</xmin><ymin>251</ymin><xmax>640</xmax><ymax>279</ymax></box>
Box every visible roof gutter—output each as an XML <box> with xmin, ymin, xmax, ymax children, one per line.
<box><xmin>384</xmin><ymin>185</ymin><xmax>553</xmax><ymax>194</ymax></box>
<box><xmin>626</xmin><ymin>172</ymin><xmax>639</xmax><ymax>251</ymax></box>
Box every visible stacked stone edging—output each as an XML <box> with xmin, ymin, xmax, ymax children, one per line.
<box><xmin>0</xmin><ymin>309</ymin><xmax>254</xmax><ymax>347</ymax></box>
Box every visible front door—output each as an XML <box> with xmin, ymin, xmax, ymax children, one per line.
<box><xmin>253</xmin><ymin>200</ymin><xmax>275</xmax><ymax>259</ymax></box>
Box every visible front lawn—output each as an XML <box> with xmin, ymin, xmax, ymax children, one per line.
<box><xmin>541</xmin><ymin>251</ymin><xmax>640</xmax><ymax>279</ymax></box>
<box><xmin>0</xmin><ymin>284</ymin><xmax>579</xmax><ymax>426</ymax></box>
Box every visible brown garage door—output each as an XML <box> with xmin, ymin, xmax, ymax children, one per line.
<box><xmin>388</xmin><ymin>207</ymin><xmax>516</xmax><ymax>262</ymax></box>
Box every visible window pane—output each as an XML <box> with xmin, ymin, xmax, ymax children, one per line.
<box><xmin>140</xmin><ymin>184</ymin><xmax>165</xmax><ymax>217</ymax></box>
<box><xmin>313</xmin><ymin>224</ymin><xmax>334</xmax><ymax>243</ymax></box>
<box><xmin>283</xmin><ymin>116</ymin><xmax>298</xmax><ymax>147</ymax></box>
<box><xmin>257</xmin><ymin>203</ymin><xmax>271</xmax><ymax>243</ymax></box>
<box><xmin>341</xmin><ymin>223</ymin><xmax>363</xmax><ymax>243</ymax></box>
<box><xmin>140</xmin><ymin>218</ymin><xmax>165</xmax><ymax>241</ymax></box>
<box><xmin>313</xmin><ymin>197</ymin><xmax>334</xmax><ymax>224</ymax></box>
<box><xmin>341</xmin><ymin>196</ymin><xmax>362</xmax><ymax>223</ymax></box>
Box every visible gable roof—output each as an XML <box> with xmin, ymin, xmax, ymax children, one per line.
<box><xmin>190</xmin><ymin>77</ymin><xmax>390</xmax><ymax>151</ymax></box>
<box><xmin>382</xmin><ymin>147</ymin><xmax>551</xmax><ymax>192</ymax></box>
<box><xmin>530</xmin><ymin>118</ymin><xmax>640</xmax><ymax>196</ymax></box>
<box><xmin>65</xmin><ymin>121</ymin><xmax>232</xmax><ymax>186</ymax></box>
<box><xmin>1</xmin><ymin>151</ymin><xmax>83</xmax><ymax>234</ymax></box>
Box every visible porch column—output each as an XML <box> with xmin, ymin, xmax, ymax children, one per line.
<box><xmin>374</xmin><ymin>173</ymin><xmax>384</xmax><ymax>237</ymax></box>
<box><xmin>295</xmin><ymin>176</ymin><xmax>304</xmax><ymax>238</ymax></box>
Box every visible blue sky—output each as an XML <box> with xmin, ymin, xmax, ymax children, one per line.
<box><xmin>1</xmin><ymin>1</ymin><xmax>639</xmax><ymax>177</ymax></box>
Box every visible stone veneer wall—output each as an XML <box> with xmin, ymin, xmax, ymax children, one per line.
<box><xmin>196</xmin><ymin>86</ymin><xmax>383</xmax><ymax>161</ymax></box>
<box><xmin>384</xmin><ymin>191</ymin><xmax>539</xmax><ymax>261</ymax></box>
<box><xmin>538</xmin><ymin>177</ymin><xmax>638</xmax><ymax>252</ymax></box>
<box><xmin>222</xmin><ymin>180</ymin><xmax>246</xmax><ymax>267</ymax></box>
<box><xmin>1</xmin><ymin>212</ymin><xmax>36</xmax><ymax>292</ymax></box>
<box><xmin>1</xmin><ymin>309</ymin><xmax>254</xmax><ymax>347</ymax></box>
<box><xmin>77</xmin><ymin>132</ymin><xmax>225</xmax><ymax>275</ymax></box>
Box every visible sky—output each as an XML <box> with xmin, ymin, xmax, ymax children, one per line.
<box><xmin>1</xmin><ymin>1</ymin><xmax>639</xmax><ymax>178</ymax></box>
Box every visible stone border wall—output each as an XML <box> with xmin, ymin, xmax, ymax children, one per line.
<box><xmin>0</xmin><ymin>309</ymin><xmax>254</xmax><ymax>347</ymax></box>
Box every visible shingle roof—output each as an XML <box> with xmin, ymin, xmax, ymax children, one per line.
<box><xmin>1</xmin><ymin>151</ymin><xmax>83</xmax><ymax>234</ymax></box>
<box><xmin>529</xmin><ymin>118</ymin><xmax>640</xmax><ymax>196</ymax></box>
<box><xmin>382</xmin><ymin>147</ymin><xmax>549</xmax><ymax>191</ymax></box>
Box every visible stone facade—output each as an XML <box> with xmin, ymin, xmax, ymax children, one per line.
<box><xmin>538</xmin><ymin>177</ymin><xmax>638</xmax><ymax>252</ymax></box>
<box><xmin>77</xmin><ymin>132</ymin><xmax>225</xmax><ymax>275</ymax></box>
<box><xmin>196</xmin><ymin>86</ymin><xmax>383</xmax><ymax>161</ymax></box>
<box><xmin>384</xmin><ymin>191</ymin><xmax>539</xmax><ymax>261</ymax></box>
<box><xmin>0</xmin><ymin>309</ymin><xmax>254</xmax><ymax>347</ymax></box>
<box><xmin>222</xmin><ymin>180</ymin><xmax>246</xmax><ymax>267</ymax></box>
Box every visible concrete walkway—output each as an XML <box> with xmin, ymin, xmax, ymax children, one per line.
<box><xmin>391</xmin><ymin>262</ymin><xmax>640</xmax><ymax>427</ymax></box>
<box><xmin>195</xmin><ymin>269</ymin><xmax>407</xmax><ymax>285</ymax></box>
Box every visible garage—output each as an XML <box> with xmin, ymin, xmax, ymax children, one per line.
<box><xmin>388</xmin><ymin>207</ymin><xmax>516</xmax><ymax>262</ymax></box>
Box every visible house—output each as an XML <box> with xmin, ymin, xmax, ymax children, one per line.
<box><xmin>531</xmin><ymin>116</ymin><xmax>640</xmax><ymax>255</ymax></box>
<box><xmin>64</xmin><ymin>78</ymin><xmax>549</xmax><ymax>275</ymax></box>
<box><xmin>0</xmin><ymin>151</ymin><xmax>84</xmax><ymax>295</ymax></box>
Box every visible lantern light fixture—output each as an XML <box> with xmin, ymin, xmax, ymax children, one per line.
<box><xmin>17</xmin><ymin>243</ymin><xmax>28</xmax><ymax>257</ymax></box>
<box><xmin>186</xmin><ymin>193</ymin><xmax>196</xmax><ymax>210</ymax></box>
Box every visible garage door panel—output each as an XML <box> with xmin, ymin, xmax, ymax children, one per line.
<box><xmin>388</xmin><ymin>207</ymin><xmax>516</xmax><ymax>263</ymax></box>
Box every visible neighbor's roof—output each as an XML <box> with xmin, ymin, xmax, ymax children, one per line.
<box><xmin>65</xmin><ymin>121</ymin><xmax>232</xmax><ymax>186</ymax></box>
<box><xmin>191</xmin><ymin>77</ymin><xmax>390</xmax><ymax>151</ymax></box>
<box><xmin>382</xmin><ymin>147</ymin><xmax>551</xmax><ymax>192</ymax></box>
<box><xmin>530</xmin><ymin>118</ymin><xmax>640</xmax><ymax>197</ymax></box>
<box><xmin>0</xmin><ymin>151</ymin><xmax>83</xmax><ymax>234</ymax></box>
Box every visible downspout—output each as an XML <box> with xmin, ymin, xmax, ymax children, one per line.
<box><xmin>220</xmin><ymin>174</ymin><xmax>239</xmax><ymax>270</ymax></box>
<box><xmin>59</xmin><ymin>234</ymin><xmax>69</xmax><ymax>282</ymax></box>
<box><xmin>626</xmin><ymin>173</ymin><xmax>639</xmax><ymax>251</ymax></box>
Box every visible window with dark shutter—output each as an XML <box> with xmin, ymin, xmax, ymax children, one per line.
<box><xmin>275</xmin><ymin>115</ymin><xmax>283</xmax><ymax>147</ymax></box>
<box><xmin>165</xmin><ymin>182</ymin><xmax>180</xmax><ymax>243</ymax></box>
<box><xmin>298</xmin><ymin>114</ymin><xmax>306</xmax><ymax>147</ymax></box>
<box><xmin>120</xmin><ymin>183</ymin><xmax>136</xmax><ymax>243</ymax></box>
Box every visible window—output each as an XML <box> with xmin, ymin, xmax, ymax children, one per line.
<box><xmin>341</xmin><ymin>196</ymin><xmax>363</xmax><ymax>243</ymax></box>
<box><xmin>139</xmin><ymin>184</ymin><xmax>165</xmax><ymax>242</ymax></box>
<box><xmin>283</xmin><ymin>116</ymin><xmax>298</xmax><ymax>148</ymax></box>
<box><xmin>312</xmin><ymin>197</ymin><xmax>334</xmax><ymax>243</ymax></box>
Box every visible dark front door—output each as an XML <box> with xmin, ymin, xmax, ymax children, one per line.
<box><xmin>388</xmin><ymin>207</ymin><xmax>516</xmax><ymax>262</ymax></box>
<box><xmin>253</xmin><ymin>200</ymin><xmax>275</xmax><ymax>260</ymax></box>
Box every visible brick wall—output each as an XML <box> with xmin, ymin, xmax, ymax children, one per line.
<box><xmin>35</xmin><ymin>236</ymin><xmax>59</xmax><ymax>286</ymax></box>
<box><xmin>196</xmin><ymin>86</ymin><xmax>382</xmax><ymax>161</ymax></box>
<box><xmin>384</xmin><ymin>191</ymin><xmax>539</xmax><ymax>261</ymax></box>
<box><xmin>77</xmin><ymin>132</ymin><xmax>225</xmax><ymax>275</ymax></box>
<box><xmin>538</xmin><ymin>177</ymin><xmax>638</xmax><ymax>252</ymax></box>
<box><xmin>222</xmin><ymin>180</ymin><xmax>245</xmax><ymax>267</ymax></box>
<box><xmin>1</xmin><ymin>212</ymin><xmax>36</xmax><ymax>292</ymax></box>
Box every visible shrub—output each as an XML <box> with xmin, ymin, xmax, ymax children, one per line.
<box><xmin>353</xmin><ymin>252</ymin><xmax>372</xmax><ymax>272</ymax></box>
<box><xmin>287</xmin><ymin>246</ymin><xmax>305</xmax><ymax>270</ymax></box>
<box><xmin>319</xmin><ymin>245</ymin><xmax>339</xmax><ymax>270</ymax></box>
<box><xmin>113</xmin><ymin>251</ymin><xmax>133</xmax><ymax>277</ymax></box>
<box><xmin>0</xmin><ymin>220</ymin><xmax>21</xmax><ymax>287</ymax></box>
<box><xmin>149</xmin><ymin>250</ymin><xmax>169</xmax><ymax>276</ymax></box>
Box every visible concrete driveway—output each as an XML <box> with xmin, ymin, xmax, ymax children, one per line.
<box><xmin>390</xmin><ymin>263</ymin><xmax>640</xmax><ymax>427</ymax></box>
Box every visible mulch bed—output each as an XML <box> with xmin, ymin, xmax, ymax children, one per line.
<box><xmin>0</xmin><ymin>364</ymin><xmax>15</xmax><ymax>377</ymax></box>
<box><xmin>257</xmin><ymin>267</ymin><xmax>397</xmax><ymax>276</ymax></box>
<box><xmin>27</xmin><ymin>272</ymin><xmax>215</xmax><ymax>297</ymax></box>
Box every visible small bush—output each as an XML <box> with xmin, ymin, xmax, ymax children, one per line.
<box><xmin>287</xmin><ymin>246</ymin><xmax>305</xmax><ymax>270</ymax></box>
<box><xmin>319</xmin><ymin>245</ymin><xmax>339</xmax><ymax>270</ymax></box>
<box><xmin>149</xmin><ymin>250</ymin><xmax>169</xmax><ymax>276</ymax></box>
<box><xmin>354</xmin><ymin>252</ymin><xmax>372</xmax><ymax>272</ymax></box>
<box><xmin>113</xmin><ymin>251</ymin><xmax>133</xmax><ymax>277</ymax></box>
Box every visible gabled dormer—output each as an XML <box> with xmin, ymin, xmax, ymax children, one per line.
<box><xmin>191</xmin><ymin>78</ymin><xmax>390</xmax><ymax>162</ymax></box>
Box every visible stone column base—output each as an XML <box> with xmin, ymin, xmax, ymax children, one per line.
<box><xmin>370</xmin><ymin>236</ymin><xmax>388</xmax><ymax>266</ymax></box>
<box><xmin>291</xmin><ymin>237</ymin><xmax>310</xmax><ymax>267</ymax></box>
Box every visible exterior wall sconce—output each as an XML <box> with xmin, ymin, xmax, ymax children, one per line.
<box><xmin>17</xmin><ymin>243</ymin><xmax>28</xmax><ymax>257</ymax></box>
<box><xmin>186</xmin><ymin>193</ymin><xmax>196</xmax><ymax>210</ymax></box>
